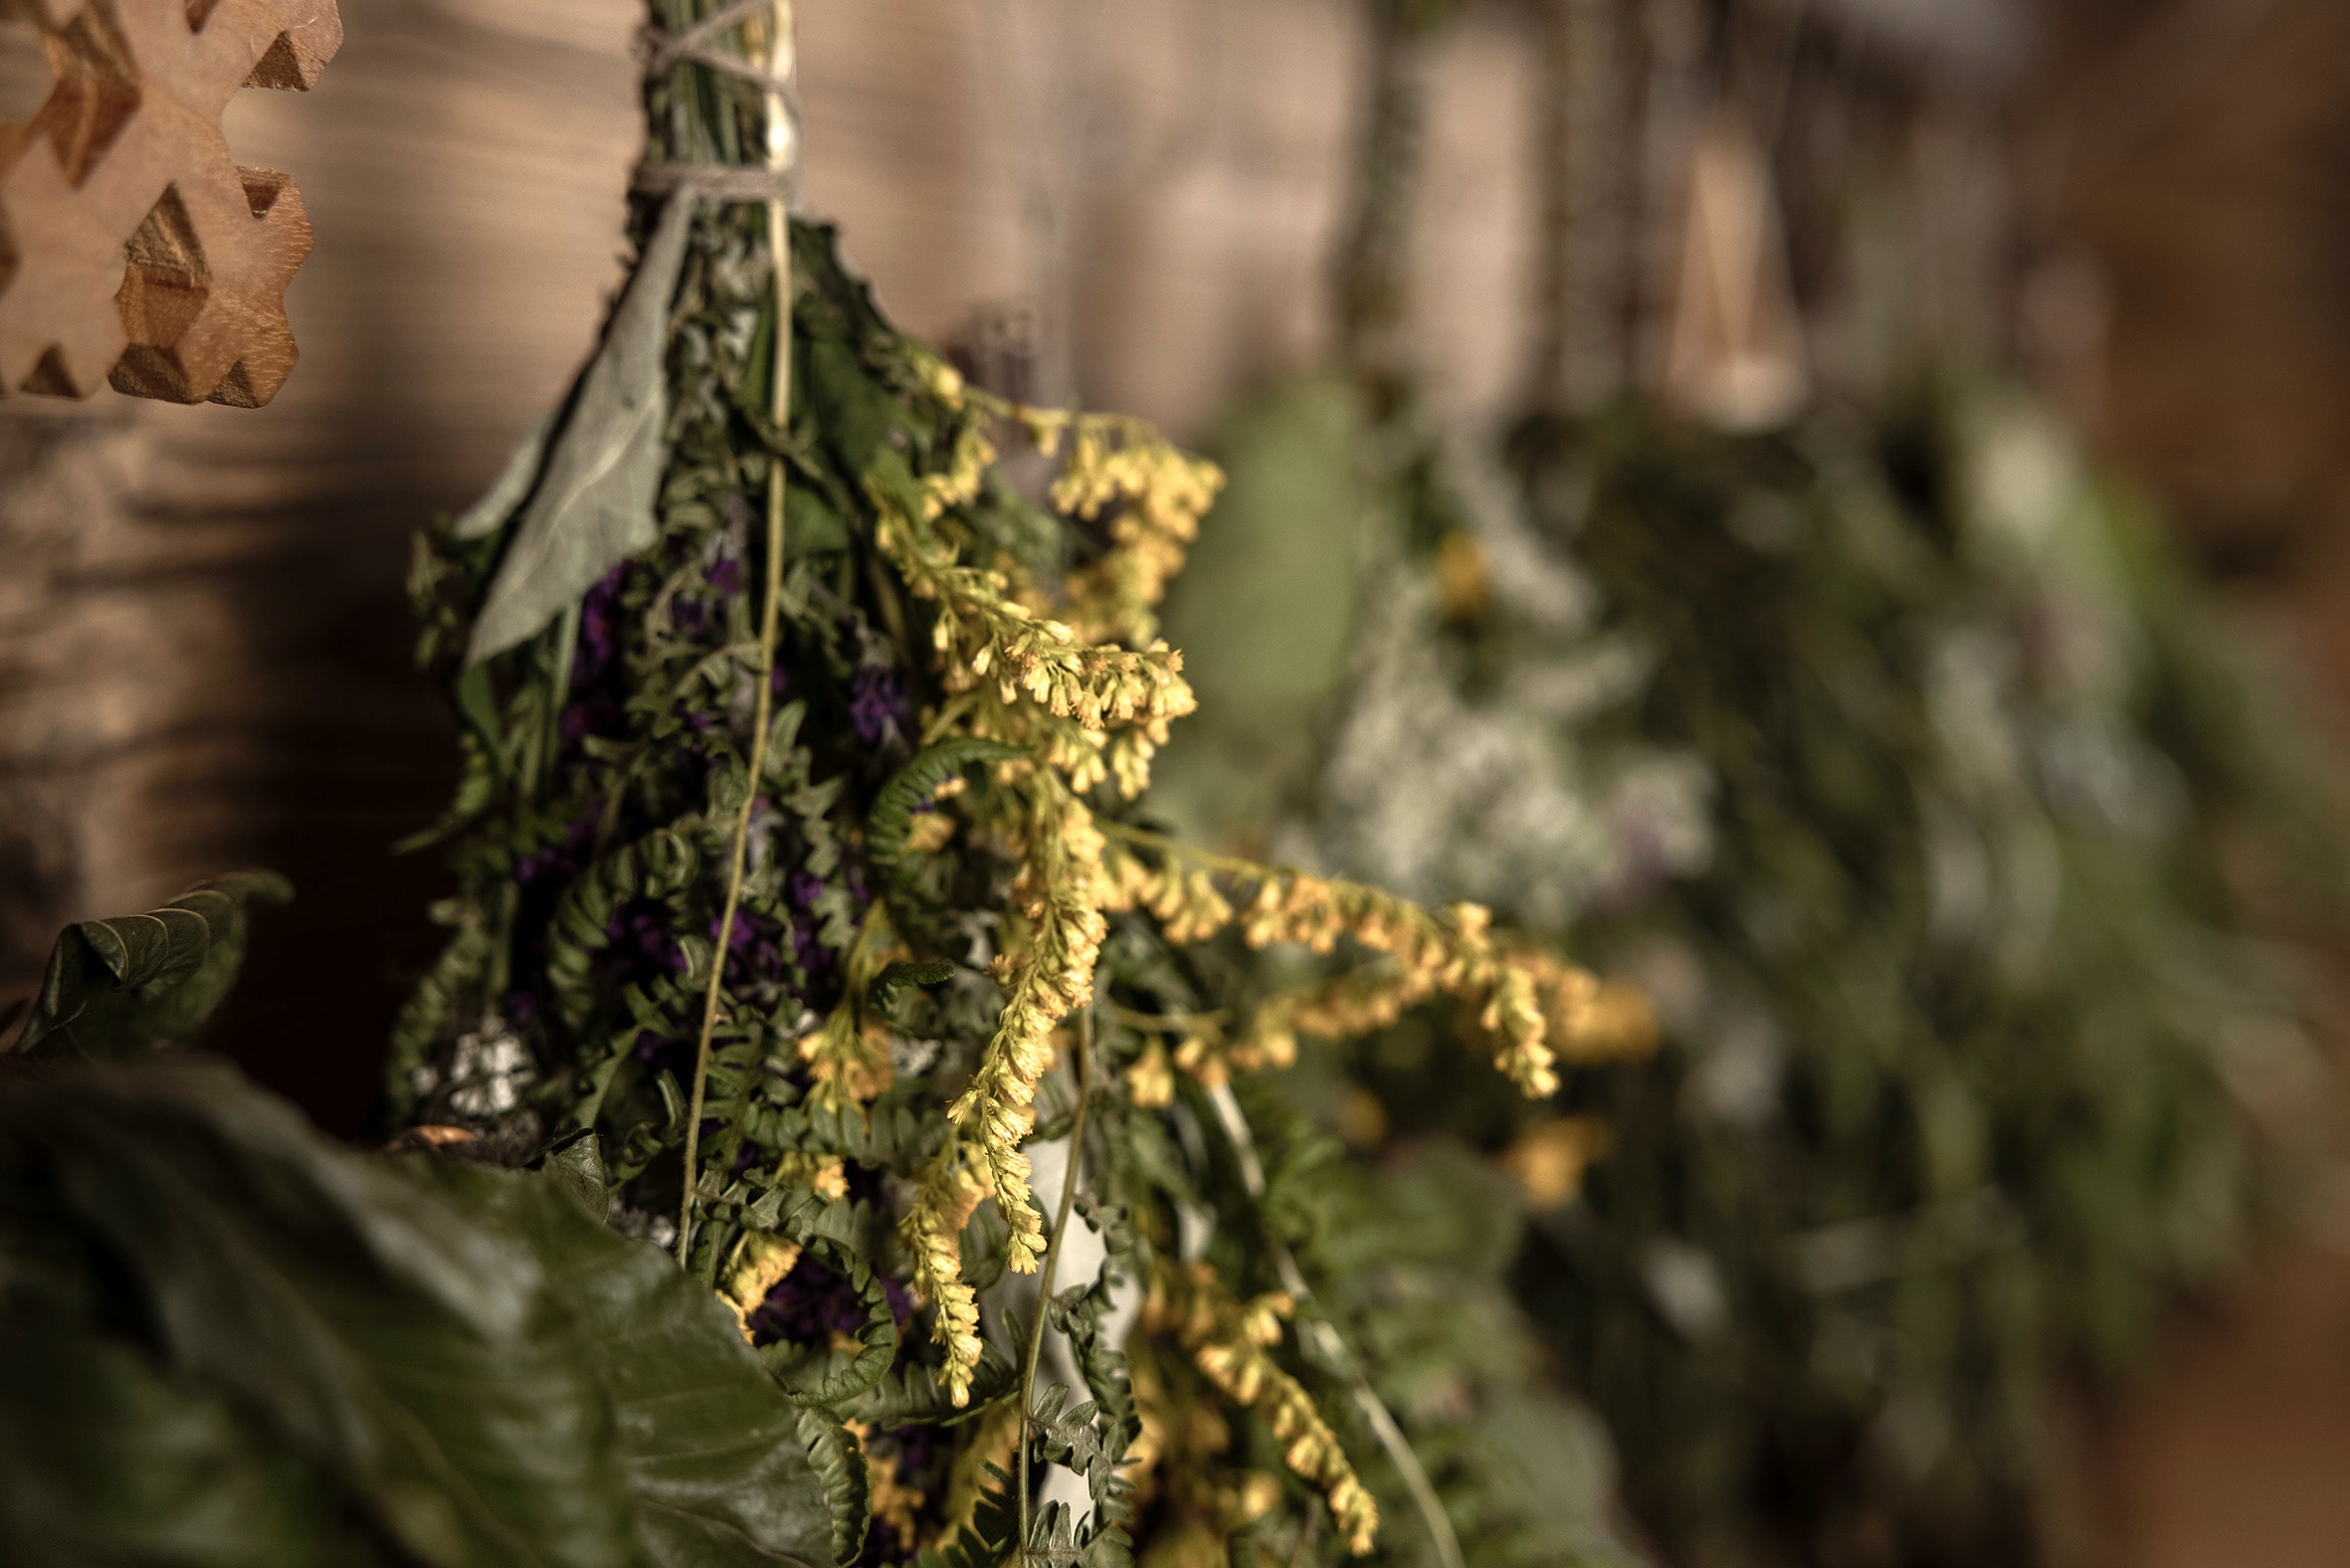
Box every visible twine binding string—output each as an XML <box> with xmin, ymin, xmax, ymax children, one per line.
<box><xmin>641</xmin><ymin>0</ymin><xmax>798</xmax><ymax>98</ymax></box>
<box><xmin>633</xmin><ymin>161</ymin><xmax>798</xmax><ymax>204</ymax></box>
<box><xmin>638</xmin><ymin>0</ymin><xmax>803</xmax><ymax>210</ymax></box>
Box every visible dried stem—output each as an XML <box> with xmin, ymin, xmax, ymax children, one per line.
<box><xmin>1206</xmin><ymin>1082</ymin><xmax>1464</xmax><ymax>1568</ymax></box>
<box><xmin>1017</xmin><ymin>1006</ymin><xmax>1093</xmax><ymax>1560</ymax></box>
<box><xmin>679</xmin><ymin>0</ymin><xmax>797</xmax><ymax>1268</ymax></box>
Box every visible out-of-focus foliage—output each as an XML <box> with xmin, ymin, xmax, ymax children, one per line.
<box><xmin>1146</xmin><ymin>378</ymin><xmax>1368</xmax><ymax>853</ymax></box>
<box><xmin>0</xmin><ymin>887</ymin><xmax>835</xmax><ymax>1568</ymax></box>
<box><xmin>1295</xmin><ymin>1113</ymin><xmax>1644</xmax><ymax>1568</ymax></box>
<box><xmin>1163</xmin><ymin>378</ymin><xmax>2344</xmax><ymax>1567</ymax></box>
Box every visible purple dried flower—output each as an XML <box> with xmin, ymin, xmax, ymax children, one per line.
<box><xmin>516</xmin><ymin>818</ymin><xmax>593</xmax><ymax>887</ymax></box>
<box><xmin>573</xmin><ymin>564</ymin><xmax>627</xmax><ymax>690</ymax></box>
<box><xmin>745</xmin><ymin>1252</ymin><xmax>872</xmax><ymax>1348</ymax></box>
<box><xmin>848</xmin><ymin>667</ymin><xmax>907</xmax><ymax>747</ymax></box>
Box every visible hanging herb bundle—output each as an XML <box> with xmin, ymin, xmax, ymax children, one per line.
<box><xmin>391</xmin><ymin>7</ymin><xmax>1638</xmax><ymax>1567</ymax></box>
<box><xmin>1503</xmin><ymin>391</ymin><xmax>2339</xmax><ymax>1568</ymax></box>
<box><xmin>1172</xmin><ymin>376</ymin><xmax>2344</xmax><ymax>1568</ymax></box>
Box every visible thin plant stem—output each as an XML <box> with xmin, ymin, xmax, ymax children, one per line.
<box><xmin>679</xmin><ymin>0</ymin><xmax>796</xmax><ymax>1270</ymax></box>
<box><xmin>1017</xmin><ymin>1006</ymin><xmax>1093</xmax><ymax>1561</ymax></box>
<box><xmin>1206</xmin><ymin>1082</ymin><xmax>1466</xmax><ymax>1568</ymax></box>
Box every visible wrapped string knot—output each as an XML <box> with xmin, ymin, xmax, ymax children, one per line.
<box><xmin>640</xmin><ymin>0</ymin><xmax>797</xmax><ymax>96</ymax></box>
<box><xmin>635</xmin><ymin>0</ymin><xmax>801</xmax><ymax>209</ymax></box>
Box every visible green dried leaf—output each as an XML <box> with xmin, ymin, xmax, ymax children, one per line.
<box><xmin>13</xmin><ymin>870</ymin><xmax>293</xmax><ymax>1063</ymax></box>
<box><xmin>794</xmin><ymin>1410</ymin><xmax>870</xmax><ymax>1568</ymax></box>
<box><xmin>538</xmin><ymin>1130</ymin><xmax>612</xmax><ymax>1223</ymax></box>
<box><xmin>866</xmin><ymin>738</ymin><xmax>1022</xmax><ymax>872</ymax></box>
<box><xmin>0</xmin><ymin>1321</ymin><xmax>388</xmax><ymax>1568</ymax></box>
<box><xmin>414</xmin><ymin>1156</ymin><xmax>834</xmax><ymax>1568</ymax></box>
<box><xmin>467</xmin><ymin>194</ymin><xmax>699</xmax><ymax>666</ymax></box>
<box><xmin>826</xmin><ymin>1340</ymin><xmax>1018</xmax><ymax>1429</ymax></box>
<box><xmin>453</xmin><ymin>412</ymin><xmax>555</xmax><ymax>542</ymax></box>
<box><xmin>868</xmin><ymin>959</ymin><xmax>953</xmax><ymax>1012</ymax></box>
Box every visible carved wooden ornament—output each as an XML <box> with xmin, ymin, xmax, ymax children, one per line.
<box><xmin>0</xmin><ymin>0</ymin><xmax>341</xmax><ymax>407</ymax></box>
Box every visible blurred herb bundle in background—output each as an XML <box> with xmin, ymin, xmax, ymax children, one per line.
<box><xmin>1147</xmin><ymin>1</ymin><xmax>2350</xmax><ymax>1560</ymax></box>
<box><xmin>1158</xmin><ymin>373</ymin><xmax>2348</xmax><ymax>1568</ymax></box>
<box><xmin>1505</xmin><ymin>390</ymin><xmax>2347</xmax><ymax>1568</ymax></box>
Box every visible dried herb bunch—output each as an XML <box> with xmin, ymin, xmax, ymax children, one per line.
<box><xmin>1175</xmin><ymin>380</ymin><xmax>2342</xmax><ymax>1568</ymax></box>
<box><xmin>389</xmin><ymin>9</ymin><xmax>1636</xmax><ymax>1565</ymax></box>
<box><xmin>1500</xmin><ymin>395</ymin><xmax>2335</xmax><ymax>1568</ymax></box>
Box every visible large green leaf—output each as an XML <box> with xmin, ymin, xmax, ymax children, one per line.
<box><xmin>0</xmin><ymin>1058</ymin><xmax>834</xmax><ymax>1568</ymax></box>
<box><xmin>408</xmin><ymin>1154</ymin><xmax>835</xmax><ymax>1567</ymax></box>
<box><xmin>0</xmin><ymin>1320</ymin><xmax>393</xmax><ymax>1568</ymax></box>
<box><xmin>12</xmin><ymin>870</ymin><xmax>292</xmax><ymax>1063</ymax></box>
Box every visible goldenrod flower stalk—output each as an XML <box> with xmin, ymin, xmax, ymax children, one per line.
<box><xmin>947</xmin><ymin>777</ymin><xmax>1109</xmax><ymax>1273</ymax></box>
<box><xmin>872</xmin><ymin>396</ymin><xmax>1207</xmax><ymax>1398</ymax></box>
<box><xmin>913</xmin><ymin>349</ymin><xmax>1224</xmax><ymax>650</ymax></box>
<box><xmin>1147</xmin><ymin>1263</ymin><xmax>1381</xmax><ymax>1556</ymax></box>
<box><xmin>872</xmin><ymin>493</ymin><xmax>1195</xmax><ymax>796</ymax></box>
<box><xmin>772</xmin><ymin>1150</ymin><xmax>849</xmax><ymax>1201</ymax></box>
<box><xmin>721</xmin><ymin>1232</ymin><xmax>805</xmax><ymax>1340</ymax></box>
<box><xmin>798</xmin><ymin>920</ymin><xmax>899</xmax><ymax>1111</ymax></box>
<box><xmin>873</xmin><ymin>358</ymin><xmax>1635</xmax><ymax>1417</ymax></box>
<box><xmin>1125</xmin><ymin>1349</ymin><xmax>1283</xmax><ymax>1563</ymax></box>
<box><xmin>1051</xmin><ymin>414</ymin><xmax>1224</xmax><ymax>647</ymax></box>
<box><xmin>1102</xmin><ymin>829</ymin><xmax>1647</xmax><ymax>1097</ymax></box>
<box><xmin>898</xmin><ymin>1154</ymin><xmax>990</xmax><ymax>1404</ymax></box>
<box><xmin>799</xmin><ymin>1007</ymin><xmax>896</xmax><ymax>1109</ymax></box>
<box><xmin>894</xmin><ymin>774</ymin><xmax>1113</xmax><ymax>1403</ymax></box>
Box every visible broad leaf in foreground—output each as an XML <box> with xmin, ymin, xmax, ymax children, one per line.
<box><xmin>0</xmin><ymin>1058</ymin><xmax>834</xmax><ymax>1568</ymax></box>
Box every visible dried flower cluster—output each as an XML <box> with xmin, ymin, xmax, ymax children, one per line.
<box><xmin>859</xmin><ymin>358</ymin><xmax>1636</xmax><ymax>1414</ymax></box>
<box><xmin>1145</xmin><ymin>1263</ymin><xmax>1381</xmax><ymax>1556</ymax></box>
<box><xmin>1103</xmin><ymin>832</ymin><xmax>1657</xmax><ymax>1100</ymax></box>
